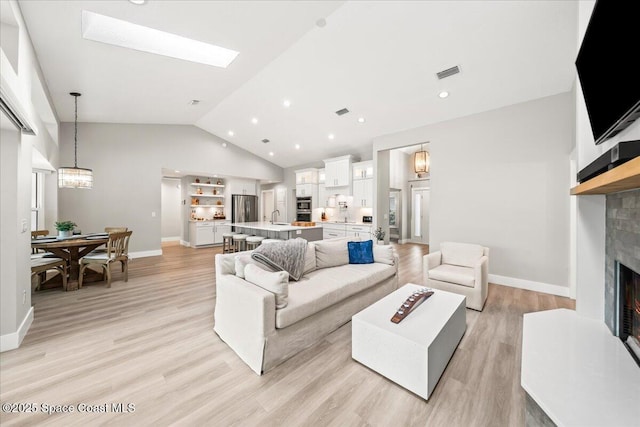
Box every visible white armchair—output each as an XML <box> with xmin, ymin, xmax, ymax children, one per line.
<box><xmin>423</xmin><ymin>242</ymin><xmax>489</xmax><ymax>311</ymax></box>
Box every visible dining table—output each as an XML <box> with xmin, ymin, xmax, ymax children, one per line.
<box><xmin>31</xmin><ymin>234</ymin><xmax>109</xmax><ymax>291</ymax></box>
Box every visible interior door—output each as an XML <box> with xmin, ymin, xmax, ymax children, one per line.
<box><xmin>411</xmin><ymin>188</ymin><xmax>430</xmax><ymax>244</ymax></box>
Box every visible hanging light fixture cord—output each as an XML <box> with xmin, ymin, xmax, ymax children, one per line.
<box><xmin>73</xmin><ymin>93</ymin><xmax>79</xmax><ymax>168</ymax></box>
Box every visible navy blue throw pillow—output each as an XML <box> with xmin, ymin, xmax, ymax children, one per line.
<box><xmin>348</xmin><ymin>240</ymin><xmax>374</xmax><ymax>264</ymax></box>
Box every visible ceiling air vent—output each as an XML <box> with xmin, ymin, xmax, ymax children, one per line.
<box><xmin>436</xmin><ymin>66</ymin><xmax>460</xmax><ymax>80</ymax></box>
<box><xmin>335</xmin><ymin>108</ymin><xmax>349</xmax><ymax>116</ymax></box>
<box><xmin>262</xmin><ymin>139</ymin><xmax>270</xmax><ymax>143</ymax></box>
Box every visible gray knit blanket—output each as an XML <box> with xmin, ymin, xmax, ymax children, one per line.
<box><xmin>251</xmin><ymin>238</ymin><xmax>307</xmax><ymax>281</ymax></box>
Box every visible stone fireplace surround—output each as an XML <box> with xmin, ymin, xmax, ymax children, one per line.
<box><xmin>605</xmin><ymin>188</ymin><xmax>640</xmax><ymax>335</ymax></box>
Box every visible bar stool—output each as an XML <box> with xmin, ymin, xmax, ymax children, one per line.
<box><xmin>222</xmin><ymin>232</ymin><xmax>238</xmax><ymax>254</ymax></box>
<box><xmin>232</xmin><ymin>234</ymin><xmax>249</xmax><ymax>252</ymax></box>
<box><xmin>246</xmin><ymin>236</ymin><xmax>265</xmax><ymax>250</ymax></box>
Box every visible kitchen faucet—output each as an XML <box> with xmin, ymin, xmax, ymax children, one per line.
<box><xmin>270</xmin><ymin>209</ymin><xmax>280</xmax><ymax>224</ymax></box>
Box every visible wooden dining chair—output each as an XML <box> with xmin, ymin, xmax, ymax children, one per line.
<box><xmin>92</xmin><ymin>227</ymin><xmax>128</xmax><ymax>254</ymax></box>
<box><xmin>79</xmin><ymin>231</ymin><xmax>132</xmax><ymax>288</ymax></box>
<box><xmin>104</xmin><ymin>227</ymin><xmax>128</xmax><ymax>233</ymax></box>
<box><xmin>31</xmin><ymin>230</ymin><xmax>50</xmax><ymax>254</ymax></box>
<box><xmin>31</xmin><ymin>257</ymin><xmax>67</xmax><ymax>291</ymax></box>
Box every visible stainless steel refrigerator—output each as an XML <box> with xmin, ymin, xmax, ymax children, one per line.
<box><xmin>231</xmin><ymin>194</ymin><xmax>258</xmax><ymax>224</ymax></box>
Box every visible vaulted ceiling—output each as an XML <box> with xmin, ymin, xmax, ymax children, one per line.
<box><xmin>19</xmin><ymin>0</ymin><xmax>577</xmax><ymax>168</ymax></box>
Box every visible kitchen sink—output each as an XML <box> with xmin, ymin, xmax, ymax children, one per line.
<box><xmin>272</xmin><ymin>222</ymin><xmax>291</xmax><ymax>226</ymax></box>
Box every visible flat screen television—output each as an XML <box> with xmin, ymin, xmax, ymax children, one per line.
<box><xmin>575</xmin><ymin>1</ymin><xmax>640</xmax><ymax>145</ymax></box>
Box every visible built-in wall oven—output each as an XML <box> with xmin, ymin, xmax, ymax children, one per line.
<box><xmin>296</xmin><ymin>197</ymin><xmax>312</xmax><ymax>222</ymax></box>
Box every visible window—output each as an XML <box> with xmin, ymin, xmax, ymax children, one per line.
<box><xmin>31</xmin><ymin>172</ymin><xmax>43</xmax><ymax>230</ymax></box>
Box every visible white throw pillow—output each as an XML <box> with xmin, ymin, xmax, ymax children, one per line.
<box><xmin>372</xmin><ymin>244</ymin><xmax>395</xmax><ymax>265</ymax></box>
<box><xmin>244</xmin><ymin>264</ymin><xmax>289</xmax><ymax>309</ymax></box>
<box><xmin>235</xmin><ymin>253</ymin><xmax>270</xmax><ymax>279</ymax></box>
<box><xmin>303</xmin><ymin>242</ymin><xmax>317</xmax><ymax>275</ymax></box>
<box><xmin>314</xmin><ymin>238</ymin><xmax>351</xmax><ymax>269</ymax></box>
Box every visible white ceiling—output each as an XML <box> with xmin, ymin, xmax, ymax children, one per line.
<box><xmin>19</xmin><ymin>1</ymin><xmax>577</xmax><ymax>169</ymax></box>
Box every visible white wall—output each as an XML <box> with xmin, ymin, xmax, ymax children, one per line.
<box><xmin>161</xmin><ymin>178</ymin><xmax>181</xmax><ymax>240</ymax></box>
<box><xmin>374</xmin><ymin>93</ymin><xmax>573</xmax><ymax>295</ymax></box>
<box><xmin>58</xmin><ymin>123</ymin><xmax>282</xmax><ymax>255</ymax></box>
<box><xmin>1</xmin><ymin>0</ymin><xmax>58</xmax><ymax>351</ymax></box>
<box><xmin>572</xmin><ymin>0</ymin><xmax>640</xmax><ymax>320</ymax></box>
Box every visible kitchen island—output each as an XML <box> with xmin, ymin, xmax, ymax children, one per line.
<box><xmin>232</xmin><ymin>221</ymin><xmax>323</xmax><ymax>241</ymax></box>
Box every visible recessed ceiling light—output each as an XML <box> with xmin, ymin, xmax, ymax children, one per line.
<box><xmin>81</xmin><ymin>10</ymin><xmax>239</xmax><ymax>68</ymax></box>
<box><xmin>439</xmin><ymin>91</ymin><xmax>449</xmax><ymax>99</ymax></box>
<box><xmin>262</xmin><ymin>138</ymin><xmax>270</xmax><ymax>143</ymax></box>
<box><xmin>269</xmin><ymin>152</ymin><xmax>274</xmax><ymax>156</ymax></box>
<box><xmin>189</xmin><ymin>99</ymin><xmax>200</xmax><ymax>105</ymax></box>
<box><xmin>222</xmin><ymin>142</ymin><xmax>227</xmax><ymax>148</ymax></box>
<box><xmin>227</xmin><ymin>130</ymin><xmax>234</xmax><ymax>137</ymax></box>
<box><xmin>328</xmin><ymin>134</ymin><xmax>335</xmax><ymax>140</ymax></box>
<box><xmin>129</xmin><ymin>0</ymin><xmax>146</xmax><ymax>4</ymax></box>
<box><xmin>357</xmin><ymin>117</ymin><xmax>366</xmax><ymax>123</ymax></box>
<box><xmin>316</xmin><ymin>18</ymin><xmax>327</xmax><ymax>28</ymax></box>
<box><xmin>174</xmin><ymin>170</ymin><xmax>180</xmax><ymax>173</ymax></box>
<box><xmin>295</xmin><ymin>144</ymin><xmax>300</xmax><ymax>149</ymax></box>
<box><xmin>251</xmin><ymin>117</ymin><xmax>258</xmax><ymax>124</ymax></box>
<box><xmin>283</xmin><ymin>99</ymin><xmax>291</xmax><ymax>108</ymax></box>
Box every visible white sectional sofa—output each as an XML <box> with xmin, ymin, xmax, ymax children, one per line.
<box><xmin>214</xmin><ymin>237</ymin><xmax>398</xmax><ymax>374</ymax></box>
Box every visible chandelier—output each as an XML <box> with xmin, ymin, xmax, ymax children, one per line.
<box><xmin>58</xmin><ymin>92</ymin><xmax>93</xmax><ymax>189</ymax></box>
<box><xmin>414</xmin><ymin>143</ymin><xmax>430</xmax><ymax>174</ymax></box>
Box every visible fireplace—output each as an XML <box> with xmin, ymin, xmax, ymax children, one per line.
<box><xmin>617</xmin><ymin>262</ymin><xmax>640</xmax><ymax>365</ymax></box>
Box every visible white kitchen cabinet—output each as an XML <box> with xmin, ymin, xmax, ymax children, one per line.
<box><xmin>324</xmin><ymin>155</ymin><xmax>354</xmax><ymax>188</ymax></box>
<box><xmin>317</xmin><ymin>168</ymin><xmax>328</xmax><ymax>208</ymax></box>
<box><xmin>190</xmin><ymin>221</ymin><xmax>231</xmax><ymax>247</ymax></box>
<box><xmin>346</xmin><ymin>224</ymin><xmax>372</xmax><ymax>239</ymax></box>
<box><xmin>318</xmin><ymin>183</ymin><xmax>328</xmax><ymax>208</ymax></box>
<box><xmin>296</xmin><ymin>183</ymin><xmax>316</xmax><ymax>197</ymax></box>
<box><xmin>295</xmin><ymin>168</ymin><xmax>318</xmax><ymax>185</ymax></box>
<box><xmin>228</xmin><ymin>178</ymin><xmax>257</xmax><ymax>196</ymax></box>
<box><xmin>323</xmin><ymin>224</ymin><xmax>346</xmax><ymax>239</ymax></box>
<box><xmin>352</xmin><ymin>178</ymin><xmax>374</xmax><ymax>208</ymax></box>
<box><xmin>353</xmin><ymin>161</ymin><xmax>374</xmax><ymax>180</ymax></box>
<box><xmin>191</xmin><ymin>222</ymin><xmax>214</xmax><ymax>246</ymax></box>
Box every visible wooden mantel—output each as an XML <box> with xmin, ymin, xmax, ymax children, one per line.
<box><xmin>571</xmin><ymin>156</ymin><xmax>640</xmax><ymax>195</ymax></box>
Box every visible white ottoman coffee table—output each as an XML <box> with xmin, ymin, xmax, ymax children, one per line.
<box><xmin>352</xmin><ymin>283</ymin><xmax>466</xmax><ymax>400</ymax></box>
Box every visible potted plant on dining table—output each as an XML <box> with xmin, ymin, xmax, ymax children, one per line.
<box><xmin>55</xmin><ymin>220</ymin><xmax>77</xmax><ymax>238</ymax></box>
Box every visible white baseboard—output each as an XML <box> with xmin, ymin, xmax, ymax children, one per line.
<box><xmin>180</xmin><ymin>240</ymin><xmax>190</xmax><ymax>247</ymax></box>
<box><xmin>489</xmin><ymin>274</ymin><xmax>570</xmax><ymax>297</ymax></box>
<box><xmin>161</xmin><ymin>236</ymin><xmax>180</xmax><ymax>242</ymax></box>
<box><xmin>129</xmin><ymin>249</ymin><xmax>162</xmax><ymax>259</ymax></box>
<box><xmin>0</xmin><ymin>306</ymin><xmax>33</xmax><ymax>352</ymax></box>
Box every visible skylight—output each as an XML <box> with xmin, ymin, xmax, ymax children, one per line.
<box><xmin>81</xmin><ymin>10</ymin><xmax>239</xmax><ymax>68</ymax></box>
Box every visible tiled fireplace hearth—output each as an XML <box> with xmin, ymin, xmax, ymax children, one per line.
<box><xmin>605</xmin><ymin>189</ymin><xmax>640</xmax><ymax>335</ymax></box>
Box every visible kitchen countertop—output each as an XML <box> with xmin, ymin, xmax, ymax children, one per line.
<box><xmin>320</xmin><ymin>221</ymin><xmax>373</xmax><ymax>226</ymax></box>
<box><xmin>189</xmin><ymin>219</ymin><xmax>229</xmax><ymax>223</ymax></box>
<box><xmin>232</xmin><ymin>221</ymin><xmax>323</xmax><ymax>231</ymax></box>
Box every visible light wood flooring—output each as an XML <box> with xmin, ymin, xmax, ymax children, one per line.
<box><xmin>0</xmin><ymin>242</ymin><xmax>574</xmax><ymax>426</ymax></box>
